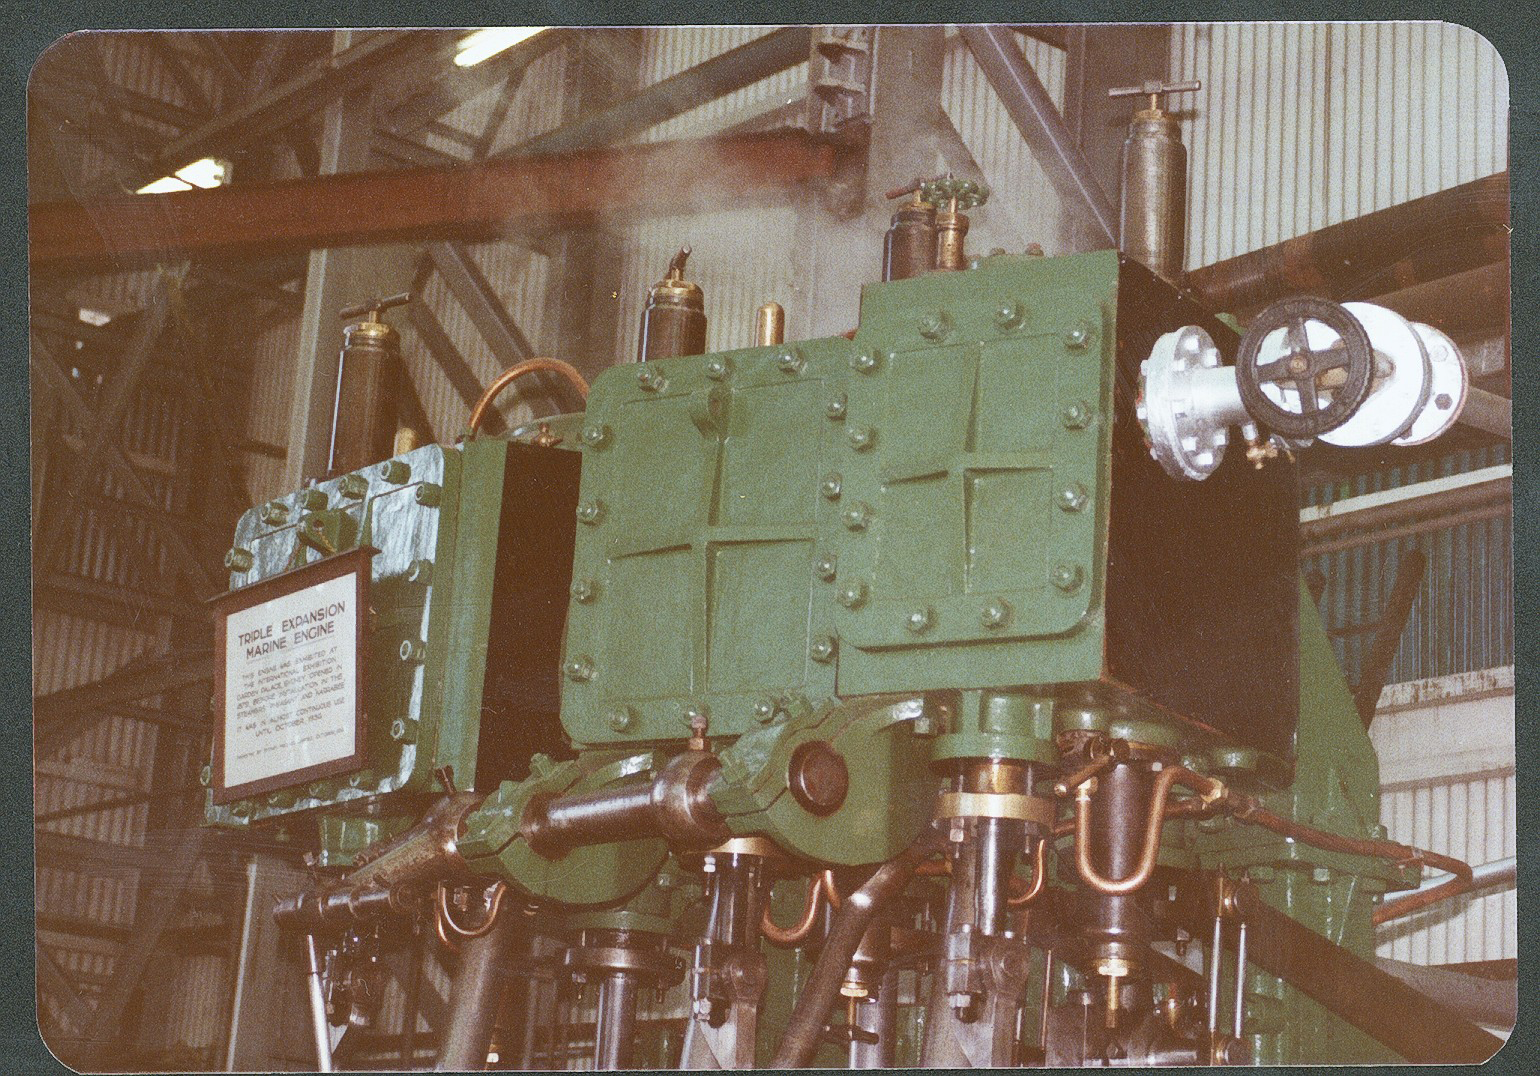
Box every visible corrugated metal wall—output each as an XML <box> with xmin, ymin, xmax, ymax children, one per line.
<box><xmin>1380</xmin><ymin>771</ymin><xmax>1515</xmax><ymax>964</ymax></box>
<box><xmin>1172</xmin><ymin>21</ymin><xmax>1509</xmax><ymax>269</ymax></box>
<box><xmin>1303</xmin><ymin>442</ymin><xmax>1512</xmax><ymax>686</ymax></box>
<box><xmin>1371</xmin><ymin>670</ymin><xmax>1515</xmax><ymax>964</ymax></box>
<box><xmin>941</xmin><ymin>30</ymin><xmax>1067</xmax><ymax>255</ymax></box>
<box><xmin>636</xmin><ymin>26</ymin><xmax>808</xmax><ymax>144</ymax></box>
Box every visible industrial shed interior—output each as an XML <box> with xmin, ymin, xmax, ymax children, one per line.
<box><xmin>27</xmin><ymin>23</ymin><xmax>1514</xmax><ymax>1072</ymax></box>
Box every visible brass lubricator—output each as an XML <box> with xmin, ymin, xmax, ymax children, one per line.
<box><xmin>331</xmin><ymin>292</ymin><xmax>410</xmax><ymax>477</ymax></box>
<box><xmin>920</xmin><ymin>174</ymin><xmax>990</xmax><ymax>272</ymax></box>
<box><xmin>880</xmin><ymin>186</ymin><xmax>937</xmax><ymax>281</ymax></box>
<box><xmin>638</xmin><ymin>246</ymin><xmax>707</xmax><ymax>361</ymax></box>
<box><xmin>1108</xmin><ymin>79</ymin><xmax>1200</xmax><ymax>284</ymax></box>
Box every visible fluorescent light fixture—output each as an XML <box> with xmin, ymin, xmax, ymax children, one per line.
<box><xmin>77</xmin><ymin>308</ymin><xmax>111</xmax><ymax>327</ymax></box>
<box><xmin>136</xmin><ymin>157</ymin><xmax>228</xmax><ymax>195</ymax></box>
<box><xmin>455</xmin><ymin>27</ymin><xmax>546</xmax><ymax>67</ymax></box>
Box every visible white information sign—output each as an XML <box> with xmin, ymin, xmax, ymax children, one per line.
<box><xmin>220</xmin><ymin>568</ymin><xmax>360</xmax><ymax>794</ymax></box>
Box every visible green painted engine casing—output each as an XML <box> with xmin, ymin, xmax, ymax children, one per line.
<box><xmin>560</xmin><ymin>251</ymin><xmax>1301</xmax><ymax>765</ymax></box>
<box><xmin>205</xmin><ymin>437</ymin><xmax>579</xmax><ymax>836</ymax></box>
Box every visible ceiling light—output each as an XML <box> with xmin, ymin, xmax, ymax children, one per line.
<box><xmin>455</xmin><ymin>27</ymin><xmax>546</xmax><ymax>67</ymax></box>
<box><xmin>136</xmin><ymin>157</ymin><xmax>228</xmax><ymax>195</ymax></box>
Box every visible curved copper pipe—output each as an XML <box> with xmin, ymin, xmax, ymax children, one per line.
<box><xmin>1007</xmin><ymin>835</ymin><xmax>1049</xmax><ymax>906</ymax></box>
<box><xmin>436</xmin><ymin>881</ymin><xmax>509</xmax><ymax>944</ymax></box>
<box><xmin>1074</xmin><ymin>766</ymin><xmax>1226</xmax><ymax>896</ymax></box>
<box><xmin>467</xmin><ymin>358</ymin><xmax>590</xmax><ymax>434</ymax></box>
<box><xmin>819</xmin><ymin>869</ymin><xmax>842</xmax><ymax>909</ymax></box>
<box><xmin>761</xmin><ymin>875</ymin><xmax>826</xmax><ymax>947</ymax></box>
<box><xmin>1228</xmin><ymin>799</ymin><xmax>1474</xmax><ymax>925</ymax></box>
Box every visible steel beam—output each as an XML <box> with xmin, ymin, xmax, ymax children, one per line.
<box><xmin>427</xmin><ymin>241</ymin><xmax>537</xmax><ymax>364</ymax></box>
<box><xmin>378</xmin><ymin>29</ymin><xmax>571</xmax><ymax>139</ymax></box>
<box><xmin>30</xmin><ymin>332</ymin><xmax>221</xmax><ymax>598</ymax></box>
<box><xmin>405</xmin><ymin>288</ymin><xmax>506</xmax><ymax>436</ymax></box>
<box><xmin>1189</xmin><ymin>172</ymin><xmax>1510</xmax><ymax>315</ymax></box>
<box><xmin>37</xmin><ymin>943</ymin><xmax>98</xmax><ymax>1040</ymax></box>
<box><xmin>1353</xmin><ymin>548</ymin><xmax>1427</xmax><ymax>727</ymax></box>
<box><xmin>33</xmin><ymin>129</ymin><xmax>845</xmax><ymax>270</ymax></box>
<box><xmin>510</xmin><ymin>26</ymin><xmax>812</xmax><ymax>158</ymax></box>
<box><xmin>34</xmin><ymin>648</ymin><xmax>215</xmax><ymax>756</ymax></box>
<box><xmin>1224</xmin><ymin>881</ymin><xmax>1504</xmax><ymax>1063</ymax></box>
<box><xmin>958</xmin><ymin>24</ymin><xmax>1119</xmax><ymax>249</ymax></box>
<box><xmin>113</xmin><ymin>29</ymin><xmax>425</xmax><ymax>194</ymax></box>
<box><xmin>225</xmin><ymin>854</ymin><xmax>322</xmax><ymax>1071</ymax></box>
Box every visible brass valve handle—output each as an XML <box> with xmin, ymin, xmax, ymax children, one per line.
<box><xmin>340</xmin><ymin>292</ymin><xmax>412</xmax><ymax>323</ymax></box>
<box><xmin>1107</xmin><ymin>79</ymin><xmax>1201</xmax><ymax>114</ymax></box>
<box><xmin>917</xmin><ymin>173</ymin><xmax>989</xmax><ymax>211</ymax></box>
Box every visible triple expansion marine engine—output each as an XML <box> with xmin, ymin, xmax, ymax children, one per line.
<box><xmin>203</xmin><ymin>163</ymin><xmax>1490</xmax><ymax>1070</ymax></box>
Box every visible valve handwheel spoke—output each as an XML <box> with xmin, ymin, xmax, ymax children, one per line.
<box><xmin>1235</xmin><ymin>297</ymin><xmax>1374</xmax><ymax>439</ymax></box>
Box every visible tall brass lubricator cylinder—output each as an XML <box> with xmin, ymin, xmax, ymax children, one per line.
<box><xmin>329</xmin><ymin>292</ymin><xmax>409</xmax><ymax>477</ymax></box>
<box><xmin>1110</xmin><ymin>80</ymin><xmax>1200</xmax><ymax>285</ymax></box>
<box><xmin>638</xmin><ymin>246</ymin><xmax>707</xmax><ymax>361</ymax></box>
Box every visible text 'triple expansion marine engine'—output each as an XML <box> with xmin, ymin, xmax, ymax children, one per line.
<box><xmin>204</xmin><ymin>161</ymin><xmax>1491</xmax><ymax>1070</ymax></box>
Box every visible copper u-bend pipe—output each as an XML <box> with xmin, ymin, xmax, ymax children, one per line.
<box><xmin>761</xmin><ymin>875</ymin><xmax>826</xmax><ymax>946</ymax></box>
<box><xmin>1073</xmin><ymin>765</ymin><xmax>1226</xmax><ymax>896</ymax></box>
<box><xmin>467</xmin><ymin>357</ymin><xmax>590</xmax><ymax>434</ymax></box>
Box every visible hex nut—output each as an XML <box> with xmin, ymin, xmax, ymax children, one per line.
<box><xmin>918</xmin><ymin>311</ymin><xmax>952</xmax><ymax>341</ymax></box>
<box><xmin>581</xmin><ymin>424</ymin><xmax>611</xmax><ymax>448</ymax></box>
<box><xmin>1061</xmin><ymin>401</ymin><xmax>1093</xmax><ymax>429</ymax></box>
<box><xmin>1057</xmin><ymin>483</ymin><xmax>1089</xmax><ymax>512</ymax></box>
<box><xmin>994</xmin><ymin>300</ymin><xmax>1025</xmax><ymax>330</ymax></box>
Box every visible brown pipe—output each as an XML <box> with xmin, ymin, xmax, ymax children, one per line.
<box><xmin>761</xmin><ymin>875</ymin><xmax>826</xmax><ymax>947</ymax></box>
<box><xmin>1073</xmin><ymin>766</ymin><xmax>1226</xmax><ymax>895</ymax></box>
<box><xmin>467</xmin><ymin>357</ymin><xmax>590</xmax><ymax>434</ymax></box>
<box><xmin>770</xmin><ymin>828</ymin><xmax>946</xmax><ymax>1069</ymax></box>
<box><xmin>820</xmin><ymin>868</ymin><xmax>842</xmax><ymax>909</ymax></box>
<box><xmin>1007</xmin><ymin>835</ymin><xmax>1049</xmax><ymax>907</ymax></box>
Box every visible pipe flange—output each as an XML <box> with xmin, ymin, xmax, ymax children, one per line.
<box><xmin>1137</xmin><ymin>325</ymin><xmax>1238</xmax><ymax>480</ymax></box>
<box><xmin>564</xmin><ymin>943</ymin><xmax>685</xmax><ymax>986</ymax></box>
<box><xmin>935</xmin><ymin>791</ymin><xmax>1055</xmax><ymax>824</ymax></box>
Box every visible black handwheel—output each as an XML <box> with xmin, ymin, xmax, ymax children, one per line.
<box><xmin>1235</xmin><ymin>297</ymin><xmax>1374</xmax><ymax>439</ymax></box>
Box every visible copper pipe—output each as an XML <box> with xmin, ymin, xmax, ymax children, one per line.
<box><xmin>437</xmin><ymin>881</ymin><xmax>509</xmax><ymax>944</ymax></box>
<box><xmin>761</xmin><ymin>875</ymin><xmax>825</xmax><ymax>946</ymax></box>
<box><xmin>1007</xmin><ymin>836</ymin><xmax>1049</xmax><ymax>906</ymax></box>
<box><xmin>1074</xmin><ymin>766</ymin><xmax>1226</xmax><ymax>895</ymax></box>
<box><xmin>467</xmin><ymin>358</ymin><xmax>590</xmax><ymax>434</ymax></box>
<box><xmin>1226</xmin><ymin>799</ymin><xmax>1475</xmax><ymax>925</ymax></box>
<box><xmin>820</xmin><ymin>868</ymin><xmax>842</xmax><ymax>909</ymax></box>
